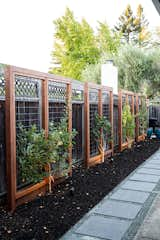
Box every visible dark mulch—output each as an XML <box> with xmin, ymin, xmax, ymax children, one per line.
<box><xmin>0</xmin><ymin>139</ymin><xmax>160</xmax><ymax>240</ymax></box>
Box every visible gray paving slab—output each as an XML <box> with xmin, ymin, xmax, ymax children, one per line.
<box><xmin>130</xmin><ymin>173</ymin><xmax>160</xmax><ymax>183</ymax></box>
<box><xmin>134</xmin><ymin>195</ymin><xmax>160</xmax><ymax>240</ymax></box>
<box><xmin>121</xmin><ymin>180</ymin><xmax>156</xmax><ymax>192</ymax></box>
<box><xmin>148</xmin><ymin>160</ymin><xmax>160</xmax><ymax>165</ymax></box>
<box><xmin>62</xmin><ymin>233</ymin><xmax>102</xmax><ymax>240</ymax></box>
<box><xmin>137</xmin><ymin>167</ymin><xmax>160</xmax><ymax>176</ymax></box>
<box><xmin>93</xmin><ymin>200</ymin><xmax>141</xmax><ymax>219</ymax></box>
<box><xmin>143</xmin><ymin>163</ymin><xmax>160</xmax><ymax>169</ymax></box>
<box><xmin>110</xmin><ymin>189</ymin><xmax>150</xmax><ymax>204</ymax></box>
<box><xmin>75</xmin><ymin>215</ymin><xmax>131</xmax><ymax>240</ymax></box>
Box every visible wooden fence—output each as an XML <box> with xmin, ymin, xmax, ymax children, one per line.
<box><xmin>118</xmin><ymin>90</ymin><xmax>147</xmax><ymax>151</ymax></box>
<box><xmin>84</xmin><ymin>83</ymin><xmax>113</xmax><ymax>168</ymax></box>
<box><xmin>0</xmin><ymin>64</ymin><xmax>147</xmax><ymax>211</ymax></box>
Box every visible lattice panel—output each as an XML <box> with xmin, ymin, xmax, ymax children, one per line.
<box><xmin>49</xmin><ymin>102</ymin><xmax>66</xmax><ymax>124</ymax></box>
<box><xmin>90</xmin><ymin>104</ymin><xmax>99</xmax><ymax>157</ymax></box>
<box><xmin>16</xmin><ymin>101</ymin><xmax>41</xmax><ymax>130</ymax></box>
<box><xmin>48</xmin><ymin>81</ymin><xmax>66</xmax><ymax>101</ymax></box>
<box><xmin>15</xmin><ymin>75</ymin><xmax>40</xmax><ymax>99</ymax></box>
<box><xmin>72</xmin><ymin>104</ymin><xmax>83</xmax><ymax>164</ymax></box>
<box><xmin>72</xmin><ymin>89</ymin><xmax>84</xmax><ymax>102</ymax></box>
<box><xmin>89</xmin><ymin>89</ymin><xmax>99</xmax><ymax>103</ymax></box>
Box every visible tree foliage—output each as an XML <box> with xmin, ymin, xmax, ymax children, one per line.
<box><xmin>115</xmin><ymin>4</ymin><xmax>150</xmax><ymax>46</ymax></box>
<box><xmin>17</xmin><ymin>117</ymin><xmax>77</xmax><ymax>184</ymax></box>
<box><xmin>122</xmin><ymin>104</ymin><xmax>135</xmax><ymax>148</ymax></box>
<box><xmin>50</xmin><ymin>8</ymin><xmax>100</xmax><ymax>80</ymax></box>
<box><xmin>97</xmin><ymin>21</ymin><xmax>121</xmax><ymax>55</ymax></box>
<box><xmin>114</xmin><ymin>45</ymin><xmax>160</xmax><ymax>98</ymax></box>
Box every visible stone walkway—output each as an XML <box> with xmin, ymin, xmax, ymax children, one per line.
<box><xmin>61</xmin><ymin>149</ymin><xmax>160</xmax><ymax>240</ymax></box>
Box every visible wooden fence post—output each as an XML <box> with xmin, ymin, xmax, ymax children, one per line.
<box><xmin>5</xmin><ymin>66</ymin><xmax>16</xmax><ymax>211</ymax></box>
<box><xmin>66</xmin><ymin>83</ymin><xmax>72</xmax><ymax>175</ymax></box>
<box><xmin>118</xmin><ymin>90</ymin><xmax>122</xmax><ymax>152</ymax></box>
<box><xmin>42</xmin><ymin>78</ymin><xmax>49</xmax><ymax>138</ymax></box>
<box><xmin>84</xmin><ymin>82</ymin><xmax>90</xmax><ymax>168</ymax></box>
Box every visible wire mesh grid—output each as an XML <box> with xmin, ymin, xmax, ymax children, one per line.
<box><xmin>138</xmin><ymin>96</ymin><xmax>142</xmax><ymax>135</ymax></box>
<box><xmin>122</xmin><ymin>95</ymin><xmax>126</xmax><ymax>143</ymax></box>
<box><xmin>90</xmin><ymin>103</ymin><xmax>99</xmax><ymax>157</ymax></box>
<box><xmin>102</xmin><ymin>91</ymin><xmax>111</xmax><ymax>150</ymax></box>
<box><xmin>16</xmin><ymin>101</ymin><xmax>41</xmax><ymax>130</ymax></box>
<box><xmin>113</xmin><ymin>95</ymin><xmax>119</xmax><ymax>146</ymax></box>
<box><xmin>72</xmin><ymin>103</ymin><xmax>83</xmax><ymax>164</ymax></box>
<box><xmin>15</xmin><ymin>75</ymin><xmax>42</xmax><ymax>188</ymax></box>
<box><xmin>0</xmin><ymin>66</ymin><xmax>5</xmax><ymax>99</ymax></box>
<box><xmin>89</xmin><ymin>88</ymin><xmax>99</xmax><ymax>157</ymax></box>
<box><xmin>49</xmin><ymin>102</ymin><xmax>66</xmax><ymax>124</ymax></box>
<box><xmin>48</xmin><ymin>81</ymin><xmax>67</xmax><ymax>176</ymax></box>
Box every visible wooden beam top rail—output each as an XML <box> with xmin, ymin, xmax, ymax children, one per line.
<box><xmin>102</xmin><ymin>85</ymin><xmax>113</xmax><ymax>92</ymax></box>
<box><xmin>12</xmin><ymin>66</ymin><xmax>71</xmax><ymax>83</ymax></box>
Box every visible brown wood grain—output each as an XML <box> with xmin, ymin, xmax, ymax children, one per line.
<box><xmin>42</xmin><ymin>78</ymin><xmax>49</xmax><ymax>138</ymax></box>
<box><xmin>84</xmin><ymin>82</ymin><xmax>90</xmax><ymax>168</ymax></box>
<box><xmin>67</xmin><ymin>83</ymin><xmax>72</xmax><ymax>175</ymax></box>
<box><xmin>110</xmin><ymin>90</ymin><xmax>114</xmax><ymax>155</ymax></box>
<box><xmin>118</xmin><ymin>90</ymin><xmax>122</xmax><ymax>152</ymax></box>
<box><xmin>5</xmin><ymin>66</ymin><xmax>17</xmax><ymax>212</ymax></box>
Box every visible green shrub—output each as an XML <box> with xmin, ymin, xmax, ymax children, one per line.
<box><xmin>17</xmin><ymin>117</ymin><xmax>77</xmax><ymax>185</ymax></box>
<box><xmin>122</xmin><ymin>104</ymin><xmax>135</xmax><ymax>147</ymax></box>
<box><xmin>92</xmin><ymin>113</ymin><xmax>111</xmax><ymax>161</ymax></box>
<box><xmin>16</xmin><ymin>124</ymin><xmax>49</xmax><ymax>184</ymax></box>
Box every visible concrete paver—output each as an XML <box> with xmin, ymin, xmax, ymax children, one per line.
<box><xmin>75</xmin><ymin>215</ymin><xmax>131</xmax><ymax>240</ymax></box>
<box><xmin>137</xmin><ymin>168</ymin><xmax>160</xmax><ymax>175</ymax></box>
<box><xmin>143</xmin><ymin>163</ymin><xmax>160</xmax><ymax>169</ymax></box>
<box><xmin>121</xmin><ymin>180</ymin><xmax>156</xmax><ymax>192</ymax></box>
<box><xmin>110</xmin><ymin>189</ymin><xmax>150</xmax><ymax>204</ymax></box>
<box><xmin>129</xmin><ymin>173</ymin><xmax>160</xmax><ymax>183</ymax></box>
<box><xmin>93</xmin><ymin>200</ymin><xmax>141</xmax><ymax>219</ymax></box>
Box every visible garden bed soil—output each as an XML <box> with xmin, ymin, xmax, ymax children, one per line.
<box><xmin>0</xmin><ymin>139</ymin><xmax>160</xmax><ymax>240</ymax></box>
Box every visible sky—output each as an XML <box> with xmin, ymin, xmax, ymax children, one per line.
<box><xmin>0</xmin><ymin>0</ymin><xmax>159</xmax><ymax>72</ymax></box>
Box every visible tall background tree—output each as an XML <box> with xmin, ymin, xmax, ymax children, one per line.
<box><xmin>114</xmin><ymin>4</ymin><xmax>150</xmax><ymax>47</ymax></box>
<box><xmin>49</xmin><ymin>5</ymin><xmax>160</xmax><ymax>99</ymax></box>
<box><xmin>114</xmin><ymin>45</ymin><xmax>160</xmax><ymax>98</ymax></box>
<box><xmin>97</xmin><ymin>21</ymin><xmax>121</xmax><ymax>56</ymax></box>
<box><xmin>49</xmin><ymin>8</ymin><xmax>100</xmax><ymax>80</ymax></box>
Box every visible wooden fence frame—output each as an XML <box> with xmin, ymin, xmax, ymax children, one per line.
<box><xmin>3</xmin><ymin>64</ymin><xmax>147</xmax><ymax>212</ymax></box>
<box><xmin>84</xmin><ymin>82</ymin><xmax>113</xmax><ymax>168</ymax></box>
<box><xmin>118</xmin><ymin>89</ymin><xmax>136</xmax><ymax>152</ymax></box>
<box><xmin>5</xmin><ymin>65</ymin><xmax>72</xmax><ymax>211</ymax></box>
<box><xmin>118</xmin><ymin>90</ymin><xmax>147</xmax><ymax>151</ymax></box>
<box><xmin>136</xmin><ymin>94</ymin><xmax>147</xmax><ymax>142</ymax></box>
